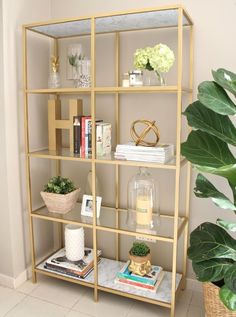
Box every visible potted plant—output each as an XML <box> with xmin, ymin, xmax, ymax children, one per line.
<box><xmin>181</xmin><ymin>68</ymin><xmax>236</xmax><ymax>315</ymax></box>
<box><xmin>129</xmin><ymin>242</ymin><xmax>151</xmax><ymax>276</ymax></box>
<box><xmin>40</xmin><ymin>176</ymin><xmax>80</xmax><ymax>214</ymax></box>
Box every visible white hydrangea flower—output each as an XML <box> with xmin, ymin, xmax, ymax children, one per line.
<box><xmin>133</xmin><ymin>43</ymin><xmax>175</xmax><ymax>74</ymax></box>
<box><xmin>149</xmin><ymin>44</ymin><xmax>175</xmax><ymax>73</ymax></box>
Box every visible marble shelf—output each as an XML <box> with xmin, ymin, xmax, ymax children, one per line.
<box><xmin>37</xmin><ymin>257</ymin><xmax>181</xmax><ymax>304</ymax></box>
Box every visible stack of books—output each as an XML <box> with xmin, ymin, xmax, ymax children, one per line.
<box><xmin>115</xmin><ymin>261</ymin><xmax>164</xmax><ymax>292</ymax></box>
<box><xmin>73</xmin><ymin>116</ymin><xmax>111</xmax><ymax>157</ymax></box>
<box><xmin>114</xmin><ymin>142</ymin><xmax>174</xmax><ymax>163</ymax></box>
<box><xmin>44</xmin><ymin>247</ymin><xmax>101</xmax><ymax>279</ymax></box>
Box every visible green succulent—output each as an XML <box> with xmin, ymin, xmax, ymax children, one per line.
<box><xmin>129</xmin><ymin>242</ymin><xmax>150</xmax><ymax>257</ymax></box>
<box><xmin>181</xmin><ymin>68</ymin><xmax>236</xmax><ymax>311</ymax></box>
<box><xmin>43</xmin><ymin>176</ymin><xmax>76</xmax><ymax>194</ymax></box>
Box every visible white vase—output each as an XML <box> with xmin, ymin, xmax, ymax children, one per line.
<box><xmin>65</xmin><ymin>225</ymin><xmax>84</xmax><ymax>261</ymax></box>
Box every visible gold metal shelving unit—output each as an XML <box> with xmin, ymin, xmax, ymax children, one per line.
<box><xmin>23</xmin><ymin>5</ymin><xmax>193</xmax><ymax>317</ymax></box>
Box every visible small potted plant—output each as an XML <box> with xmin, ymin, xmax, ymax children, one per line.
<box><xmin>40</xmin><ymin>176</ymin><xmax>80</xmax><ymax>214</ymax></box>
<box><xmin>129</xmin><ymin>242</ymin><xmax>151</xmax><ymax>276</ymax></box>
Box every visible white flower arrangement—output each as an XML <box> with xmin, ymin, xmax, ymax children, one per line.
<box><xmin>134</xmin><ymin>44</ymin><xmax>175</xmax><ymax>73</ymax></box>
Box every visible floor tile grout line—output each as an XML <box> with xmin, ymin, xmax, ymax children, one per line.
<box><xmin>2</xmin><ymin>293</ymin><xmax>29</xmax><ymax>317</ymax></box>
<box><xmin>27</xmin><ymin>293</ymin><xmax>80</xmax><ymax>310</ymax></box>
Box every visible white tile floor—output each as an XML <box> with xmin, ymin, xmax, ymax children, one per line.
<box><xmin>0</xmin><ymin>275</ymin><xmax>205</xmax><ymax>317</ymax></box>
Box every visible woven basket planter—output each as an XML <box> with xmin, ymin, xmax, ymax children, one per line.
<box><xmin>203</xmin><ymin>282</ymin><xmax>236</xmax><ymax>317</ymax></box>
<box><xmin>40</xmin><ymin>189</ymin><xmax>80</xmax><ymax>214</ymax></box>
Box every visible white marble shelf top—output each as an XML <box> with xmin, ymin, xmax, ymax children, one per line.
<box><xmin>37</xmin><ymin>257</ymin><xmax>181</xmax><ymax>304</ymax></box>
<box><xmin>28</xmin><ymin>9</ymin><xmax>189</xmax><ymax>38</ymax></box>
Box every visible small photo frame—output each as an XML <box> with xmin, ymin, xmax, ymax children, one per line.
<box><xmin>81</xmin><ymin>195</ymin><xmax>102</xmax><ymax>218</ymax></box>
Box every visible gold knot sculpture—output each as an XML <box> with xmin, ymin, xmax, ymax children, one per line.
<box><xmin>130</xmin><ymin>119</ymin><xmax>160</xmax><ymax>147</ymax></box>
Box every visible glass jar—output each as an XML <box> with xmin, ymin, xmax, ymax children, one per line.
<box><xmin>122</xmin><ymin>72</ymin><xmax>130</xmax><ymax>87</ymax></box>
<box><xmin>129</xmin><ymin>70</ymin><xmax>143</xmax><ymax>87</ymax></box>
<box><xmin>127</xmin><ymin>167</ymin><xmax>160</xmax><ymax>230</ymax></box>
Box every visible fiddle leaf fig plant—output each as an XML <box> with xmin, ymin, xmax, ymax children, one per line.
<box><xmin>181</xmin><ymin>68</ymin><xmax>236</xmax><ymax>311</ymax></box>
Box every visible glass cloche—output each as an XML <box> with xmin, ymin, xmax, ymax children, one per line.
<box><xmin>127</xmin><ymin>167</ymin><xmax>160</xmax><ymax>231</ymax></box>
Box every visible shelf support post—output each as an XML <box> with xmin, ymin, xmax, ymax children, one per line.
<box><xmin>91</xmin><ymin>16</ymin><xmax>98</xmax><ymax>302</ymax></box>
<box><xmin>23</xmin><ymin>26</ymin><xmax>37</xmax><ymax>283</ymax></box>
<box><xmin>115</xmin><ymin>31</ymin><xmax>120</xmax><ymax>261</ymax></box>
<box><xmin>182</xmin><ymin>23</ymin><xmax>194</xmax><ymax>290</ymax></box>
<box><xmin>171</xmin><ymin>7</ymin><xmax>183</xmax><ymax>317</ymax></box>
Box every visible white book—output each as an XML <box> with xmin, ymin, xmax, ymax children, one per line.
<box><xmin>114</xmin><ymin>153</ymin><xmax>173</xmax><ymax>163</ymax></box>
<box><xmin>116</xmin><ymin>142</ymin><xmax>174</xmax><ymax>154</ymax></box>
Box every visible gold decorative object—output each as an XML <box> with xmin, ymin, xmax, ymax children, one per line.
<box><xmin>130</xmin><ymin>119</ymin><xmax>160</xmax><ymax>146</ymax></box>
<box><xmin>48</xmin><ymin>99</ymin><xmax>83</xmax><ymax>152</ymax></box>
<box><xmin>129</xmin><ymin>253</ymin><xmax>152</xmax><ymax>276</ymax></box>
<box><xmin>51</xmin><ymin>55</ymin><xmax>59</xmax><ymax>73</ymax></box>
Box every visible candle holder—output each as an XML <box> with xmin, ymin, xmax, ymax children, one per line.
<box><xmin>127</xmin><ymin>167</ymin><xmax>160</xmax><ymax>230</ymax></box>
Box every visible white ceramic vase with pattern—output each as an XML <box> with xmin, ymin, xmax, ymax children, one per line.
<box><xmin>65</xmin><ymin>225</ymin><xmax>84</xmax><ymax>261</ymax></box>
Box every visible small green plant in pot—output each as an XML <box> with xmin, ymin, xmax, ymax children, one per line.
<box><xmin>129</xmin><ymin>242</ymin><xmax>151</xmax><ymax>276</ymax></box>
<box><xmin>181</xmin><ymin>68</ymin><xmax>236</xmax><ymax>314</ymax></box>
<box><xmin>40</xmin><ymin>176</ymin><xmax>80</xmax><ymax>214</ymax></box>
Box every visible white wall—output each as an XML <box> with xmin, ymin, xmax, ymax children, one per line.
<box><xmin>0</xmin><ymin>0</ymin><xmax>52</xmax><ymax>285</ymax></box>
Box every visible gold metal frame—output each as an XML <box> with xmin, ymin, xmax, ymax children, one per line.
<box><xmin>22</xmin><ymin>5</ymin><xmax>193</xmax><ymax>317</ymax></box>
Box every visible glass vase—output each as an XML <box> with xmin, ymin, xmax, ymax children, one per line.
<box><xmin>48</xmin><ymin>71</ymin><xmax>61</xmax><ymax>88</ymax></box>
<box><xmin>127</xmin><ymin>167</ymin><xmax>160</xmax><ymax>231</ymax></box>
<box><xmin>143</xmin><ymin>70</ymin><xmax>165</xmax><ymax>86</ymax></box>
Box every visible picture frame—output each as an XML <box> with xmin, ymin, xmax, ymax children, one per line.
<box><xmin>81</xmin><ymin>194</ymin><xmax>102</xmax><ymax>218</ymax></box>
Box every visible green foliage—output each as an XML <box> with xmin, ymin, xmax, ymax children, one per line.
<box><xmin>43</xmin><ymin>176</ymin><xmax>76</xmax><ymax>194</ymax></box>
<box><xmin>181</xmin><ymin>68</ymin><xmax>236</xmax><ymax>311</ymax></box>
<box><xmin>68</xmin><ymin>53</ymin><xmax>85</xmax><ymax>67</ymax></box>
<box><xmin>129</xmin><ymin>242</ymin><xmax>150</xmax><ymax>257</ymax></box>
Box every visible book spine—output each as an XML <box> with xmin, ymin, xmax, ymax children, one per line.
<box><xmin>73</xmin><ymin>116</ymin><xmax>81</xmax><ymax>154</ymax></box>
<box><xmin>117</xmin><ymin>272</ymin><xmax>155</xmax><ymax>285</ymax></box>
<box><xmin>44</xmin><ymin>265</ymin><xmax>90</xmax><ymax>279</ymax></box>
<box><xmin>87</xmin><ymin>119</ymin><xmax>92</xmax><ymax>155</ymax></box>
<box><xmin>85</xmin><ymin>117</ymin><xmax>91</xmax><ymax>156</ymax></box>
<box><xmin>102</xmin><ymin>123</ymin><xmax>112</xmax><ymax>155</ymax></box>
<box><xmin>81</xmin><ymin>117</ymin><xmax>88</xmax><ymax>157</ymax></box>
<box><xmin>117</xmin><ymin>278</ymin><xmax>155</xmax><ymax>290</ymax></box>
<box><xmin>96</xmin><ymin>123</ymin><xmax>103</xmax><ymax>156</ymax></box>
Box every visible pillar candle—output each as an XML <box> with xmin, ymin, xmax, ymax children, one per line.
<box><xmin>136</xmin><ymin>195</ymin><xmax>153</xmax><ymax>225</ymax></box>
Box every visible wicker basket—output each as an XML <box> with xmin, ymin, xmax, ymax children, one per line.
<box><xmin>40</xmin><ymin>189</ymin><xmax>80</xmax><ymax>214</ymax></box>
<box><xmin>203</xmin><ymin>282</ymin><xmax>236</xmax><ymax>317</ymax></box>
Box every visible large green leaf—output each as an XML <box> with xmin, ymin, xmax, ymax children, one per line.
<box><xmin>181</xmin><ymin>130</ymin><xmax>236</xmax><ymax>168</ymax></box>
<box><xmin>219</xmin><ymin>285</ymin><xmax>236</xmax><ymax>311</ymax></box>
<box><xmin>192</xmin><ymin>259</ymin><xmax>233</xmax><ymax>282</ymax></box>
<box><xmin>188</xmin><ymin>222</ymin><xmax>236</xmax><ymax>262</ymax></box>
<box><xmin>194</xmin><ymin>174</ymin><xmax>236</xmax><ymax>211</ymax></box>
<box><xmin>224</xmin><ymin>263</ymin><xmax>236</xmax><ymax>293</ymax></box>
<box><xmin>198</xmin><ymin>81</ymin><xmax>236</xmax><ymax>115</ymax></box>
<box><xmin>183</xmin><ymin>101</ymin><xmax>236</xmax><ymax>146</ymax></box>
<box><xmin>195</xmin><ymin>164</ymin><xmax>236</xmax><ymax>186</ymax></box>
<box><xmin>217</xmin><ymin>219</ymin><xmax>236</xmax><ymax>232</ymax></box>
<box><xmin>212</xmin><ymin>68</ymin><xmax>236</xmax><ymax>97</ymax></box>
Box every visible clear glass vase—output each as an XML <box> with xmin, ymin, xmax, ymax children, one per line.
<box><xmin>127</xmin><ymin>167</ymin><xmax>160</xmax><ymax>231</ymax></box>
<box><xmin>48</xmin><ymin>71</ymin><xmax>61</xmax><ymax>88</ymax></box>
<box><xmin>143</xmin><ymin>70</ymin><xmax>165</xmax><ymax>86</ymax></box>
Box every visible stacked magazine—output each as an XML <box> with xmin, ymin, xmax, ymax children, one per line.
<box><xmin>114</xmin><ymin>142</ymin><xmax>174</xmax><ymax>163</ymax></box>
<box><xmin>115</xmin><ymin>261</ymin><xmax>164</xmax><ymax>292</ymax></box>
<box><xmin>44</xmin><ymin>247</ymin><xmax>101</xmax><ymax>279</ymax></box>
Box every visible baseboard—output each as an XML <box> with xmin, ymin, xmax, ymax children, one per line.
<box><xmin>0</xmin><ymin>269</ymin><xmax>27</xmax><ymax>289</ymax></box>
